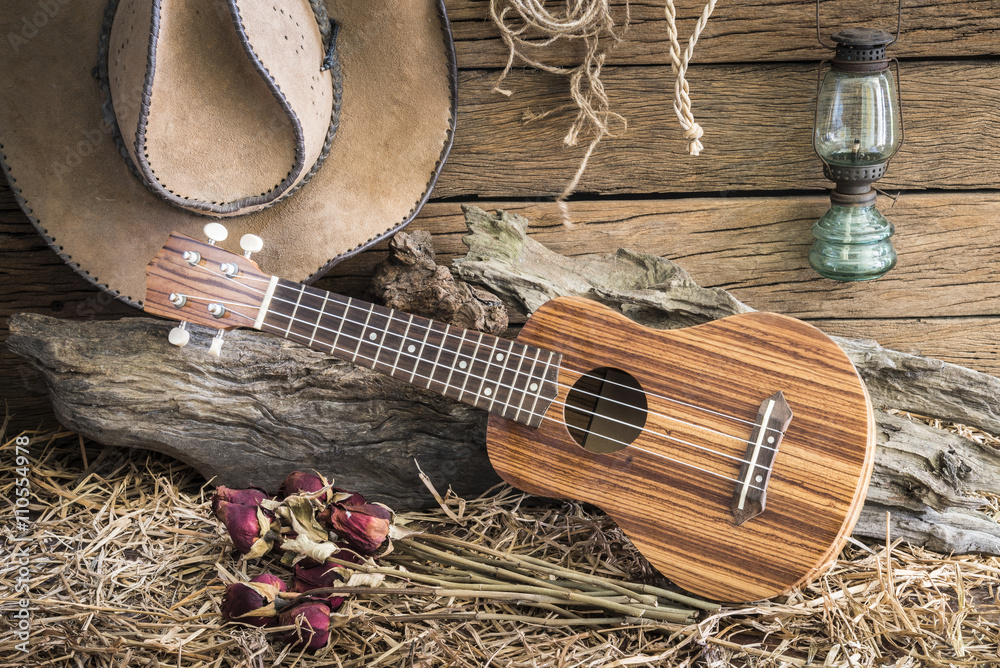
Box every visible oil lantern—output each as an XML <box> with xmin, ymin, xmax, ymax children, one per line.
<box><xmin>810</xmin><ymin>27</ymin><xmax>902</xmax><ymax>281</ymax></box>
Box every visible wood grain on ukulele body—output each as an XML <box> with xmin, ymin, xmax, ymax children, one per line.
<box><xmin>146</xmin><ymin>230</ymin><xmax>875</xmax><ymax>603</ymax></box>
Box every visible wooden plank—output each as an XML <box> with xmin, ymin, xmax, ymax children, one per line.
<box><xmin>435</xmin><ymin>61</ymin><xmax>1000</xmax><ymax>198</ymax></box>
<box><xmin>324</xmin><ymin>193</ymin><xmax>1000</xmax><ymax>321</ymax></box>
<box><xmin>0</xmin><ymin>202</ymin><xmax>137</xmax><ymax>429</ymax></box>
<box><xmin>447</xmin><ymin>0</ymin><xmax>1000</xmax><ymax>67</ymax></box>
<box><xmin>812</xmin><ymin>317</ymin><xmax>1000</xmax><ymax>377</ymax></box>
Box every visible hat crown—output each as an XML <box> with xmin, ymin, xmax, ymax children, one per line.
<box><xmin>105</xmin><ymin>0</ymin><xmax>339</xmax><ymax>217</ymax></box>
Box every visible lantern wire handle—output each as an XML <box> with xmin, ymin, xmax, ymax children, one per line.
<box><xmin>815</xmin><ymin>0</ymin><xmax>903</xmax><ymax>48</ymax></box>
<box><xmin>811</xmin><ymin>59</ymin><xmax>832</xmax><ymax>163</ymax></box>
<box><xmin>890</xmin><ymin>57</ymin><xmax>905</xmax><ymax>154</ymax></box>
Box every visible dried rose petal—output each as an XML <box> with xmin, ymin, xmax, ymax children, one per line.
<box><xmin>214</xmin><ymin>499</ymin><xmax>274</xmax><ymax>555</ymax></box>
<box><xmin>292</xmin><ymin>553</ymin><xmax>359</xmax><ymax>593</ymax></box>
<box><xmin>211</xmin><ymin>486</ymin><xmax>269</xmax><ymax>515</ymax></box>
<box><xmin>221</xmin><ymin>582</ymin><xmax>277</xmax><ymax>627</ymax></box>
<box><xmin>279</xmin><ymin>599</ymin><xmax>333</xmax><ymax>652</ymax></box>
<box><xmin>324</xmin><ymin>503</ymin><xmax>392</xmax><ymax>555</ymax></box>
<box><xmin>250</xmin><ymin>573</ymin><xmax>287</xmax><ymax>592</ymax></box>
<box><xmin>278</xmin><ymin>471</ymin><xmax>331</xmax><ymax>500</ymax></box>
<box><xmin>333</xmin><ymin>488</ymin><xmax>368</xmax><ymax>506</ymax></box>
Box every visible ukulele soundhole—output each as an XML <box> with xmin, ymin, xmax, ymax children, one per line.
<box><xmin>564</xmin><ymin>367</ymin><xmax>648</xmax><ymax>454</ymax></box>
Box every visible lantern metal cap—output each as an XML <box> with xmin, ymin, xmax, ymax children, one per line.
<box><xmin>830</xmin><ymin>28</ymin><xmax>892</xmax><ymax>69</ymax></box>
<box><xmin>831</xmin><ymin>28</ymin><xmax>894</xmax><ymax>49</ymax></box>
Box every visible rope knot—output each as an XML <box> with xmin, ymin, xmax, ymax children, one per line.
<box><xmin>683</xmin><ymin>123</ymin><xmax>704</xmax><ymax>142</ymax></box>
<box><xmin>683</xmin><ymin>122</ymin><xmax>704</xmax><ymax>156</ymax></box>
<box><xmin>665</xmin><ymin>0</ymin><xmax>718</xmax><ymax>157</ymax></box>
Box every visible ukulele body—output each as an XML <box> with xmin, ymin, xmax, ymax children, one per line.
<box><xmin>486</xmin><ymin>296</ymin><xmax>875</xmax><ymax>603</ymax></box>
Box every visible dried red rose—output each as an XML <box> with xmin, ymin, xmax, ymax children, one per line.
<box><xmin>211</xmin><ymin>486</ymin><xmax>269</xmax><ymax>514</ymax></box>
<box><xmin>279</xmin><ymin>599</ymin><xmax>335</xmax><ymax>652</ymax></box>
<box><xmin>250</xmin><ymin>573</ymin><xmax>287</xmax><ymax>591</ymax></box>
<box><xmin>292</xmin><ymin>554</ymin><xmax>358</xmax><ymax>593</ymax></box>
<box><xmin>277</xmin><ymin>471</ymin><xmax>332</xmax><ymax>500</ymax></box>
<box><xmin>220</xmin><ymin>577</ymin><xmax>285</xmax><ymax>627</ymax></box>
<box><xmin>214</xmin><ymin>499</ymin><xmax>276</xmax><ymax>557</ymax></box>
<box><xmin>320</xmin><ymin>502</ymin><xmax>393</xmax><ymax>555</ymax></box>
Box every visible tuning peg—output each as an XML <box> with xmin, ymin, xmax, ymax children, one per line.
<box><xmin>204</xmin><ymin>222</ymin><xmax>229</xmax><ymax>245</ymax></box>
<box><xmin>168</xmin><ymin>322</ymin><xmax>190</xmax><ymax>347</ymax></box>
<box><xmin>209</xmin><ymin>330</ymin><xmax>225</xmax><ymax>357</ymax></box>
<box><xmin>240</xmin><ymin>233</ymin><xmax>264</xmax><ymax>259</ymax></box>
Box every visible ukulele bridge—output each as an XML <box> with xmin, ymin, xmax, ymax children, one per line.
<box><xmin>731</xmin><ymin>391</ymin><xmax>793</xmax><ymax>525</ymax></box>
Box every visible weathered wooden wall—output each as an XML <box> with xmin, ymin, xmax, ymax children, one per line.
<box><xmin>2</xmin><ymin>0</ymin><xmax>999</xmax><ymax>430</ymax></box>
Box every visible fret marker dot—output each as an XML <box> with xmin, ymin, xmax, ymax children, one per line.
<box><xmin>495</xmin><ymin>353</ymin><xmax>504</xmax><ymax>361</ymax></box>
<box><xmin>529</xmin><ymin>382</ymin><xmax>539</xmax><ymax>392</ymax></box>
<box><xmin>484</xmin><ymin>387</ymin><xmax>493</xmax><ymax>397</ymax></box>
<box><xmin>755</xmin><ymin>475</ymin><xmax>763</xmax><ymax>483</ymax></box>
<box><xmin>767</xmin><ymin>436</ymin><xmax>775</xmax><ymax>444</ymax></box>
<box><xmin>459</xmin><ymin>361</ymin><xmax>468</xmax><ymax>369</ymax></box>
<box><xmin>407</xmin><ymin>344</ymin><xmax>416</xmax><ymax>353</ymax></box>
<box><xmin>369</xmin><ymin>333</ymin><xmax>377</xmax><ymax>341</ymax></box>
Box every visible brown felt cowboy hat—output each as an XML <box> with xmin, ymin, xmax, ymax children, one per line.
<box><xmin>0</xmin><ymin>0</ymin><xmax>456</xmax><ymax>307</ymax></box>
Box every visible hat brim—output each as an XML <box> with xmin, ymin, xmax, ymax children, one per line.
<box><xmin>0</xmin><ymin>0</ymin><xmax>457</xmax><ymax>307</ymax></box>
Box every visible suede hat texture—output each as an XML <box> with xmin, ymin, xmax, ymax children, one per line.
<box><xmin>0</xmin><ymin>0</ymin><xmax>457</xmax><ymax>306</ymax></box>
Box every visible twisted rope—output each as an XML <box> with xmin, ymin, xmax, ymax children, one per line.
<box><xmin>664</xmin><ymin>0</ymin><xmax>718</xmax><ymax>156</ymax></box>
<box><xmin>489</xmin><ymin>1</ymin><xmax>718</xmax><ymax>223</ymax></box>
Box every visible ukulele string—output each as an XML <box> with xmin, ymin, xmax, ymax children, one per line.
<box><xmin>181</xmin><ymin>267</ymin><xmax>783</xmax><ymax>455</ymax></box>
<box><xmin>224</xmin><ymin>271</ymin><xmax>784</xmax><ymax>445</ymax></box>
<box><xmin>259</xmin><ymin>312</ymin><xmax>770</xmax><ymax>492</ymax></box>
<box><xmin>174</xmin><ymin>283</ymin><xmax>775</xmax><ymax>483</ymax></box>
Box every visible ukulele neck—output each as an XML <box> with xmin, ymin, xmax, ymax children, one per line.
<box><xmin>255</xmin><ymin>278</ymin><xmax>561</xmax><ymax>427</ymax></box>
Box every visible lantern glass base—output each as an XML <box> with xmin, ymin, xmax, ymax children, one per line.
<box><xmin>809</xmin><ymin>203</ymin><xmax>896</xmax><ymax>281</ymax></box>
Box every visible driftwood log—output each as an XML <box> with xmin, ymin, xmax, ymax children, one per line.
<box><xmin>8</xmin><ymin>207</ymin><xmax>1000</xmax><ymax>555</ymax></box>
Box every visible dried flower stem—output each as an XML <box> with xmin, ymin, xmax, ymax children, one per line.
<box><xmin>284</xmin><ymin>584</ymin><xmax>694</xmax><ymax>623</ymax></box>
<box><xmin>404</xmin><ymin>533</ymin><xmax>718</xmax><ymax>611</ymax></box>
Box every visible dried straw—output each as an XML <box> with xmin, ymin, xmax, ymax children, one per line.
<box><xmin>2</xmin><ymin>413</ymin><xmax>998</xmax><ymax>667</ymax></box>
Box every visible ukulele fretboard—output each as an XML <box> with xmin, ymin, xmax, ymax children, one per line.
<box><xmin>258</xmin><ymin>279</ymin><xmax>561</xmax><ymax>427</ymax></box>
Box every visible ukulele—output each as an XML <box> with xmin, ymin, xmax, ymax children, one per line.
<box><xmin>145</xmin><ymin>224</ymin><xmax>875</xmax><ymax>603</ymax></box>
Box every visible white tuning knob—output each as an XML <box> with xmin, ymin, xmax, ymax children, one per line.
<box><xmin>240</xmin><ymin>233</ymin><xmax>264</xmax><ymax>258</ymax></box>
<box><xmin>209</xmin><ymin>330</ymin><xmax>225</xmax><ymax>357</ymax></box>
<box><xmin>168</xmin><ymin>323</ymin><xmax>190</xmax><ymax>347</ymax></box>
<box><xmin>204</xmin><ymin>222</ymin><xmax>229</xmax><ymax>245</ymax></box>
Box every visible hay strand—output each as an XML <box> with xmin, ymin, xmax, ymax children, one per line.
<box><xmin>2</xmin><ymin>413</ymin><xmax>999</xmax><ymax>666</ymax></box>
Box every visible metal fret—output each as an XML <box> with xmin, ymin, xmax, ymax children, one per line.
<box><xmin>494</xmin><ymin>340</ymin><xmax>520</xmax><ymax>420</ymax></box>
<box><xmin>479</xmin><ymin>336</ymin><xmax>502</xmax><ymax>411</ymax></box>
<box><xmin>390</xmin><ymin>313</ymin><xmax>416</xmax><ymax>376</ymax></box>
<box><xmin>285</xmin><ymin>284</ymin><xmax>306</xmax><ymax>337</ymax></box>
<box><xmin>440</xmin><ymin>324</ymin><xmax>462</xmax><ymax>398</ymax></box>
<box><xmin>410</xmin><ymin>319</ymin><xmax>435</xmax><ymax>385</ymax></box>
<box><xmin>525</xmin><ymin>350</ymin><xmax>556</xmax><ymax>425</ymax></box>
<box><xmin>514</xmin><ymin>346</ymin><xmax>544</xmax><ymax>424</ymax></box>
<box><xmin>330</xmin><ymin>296</ymin><xmax>352</xmax><ymax>354</ymax></box>
<box><xmin>456</xmin><ymin>332</ymin><xmax>484</xmax><ymax>403</ymax></box>
<box><xmin>355</xmin><ymin>302</ymin><xmax>376</xmax><ymax>363</ymax></box>
<box><xmin>308</xmin><ymin>293</ymin><xmax>328</xmax><ymax>347</ymax></box>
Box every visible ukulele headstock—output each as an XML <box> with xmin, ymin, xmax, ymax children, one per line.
<box><xmin>145</xmin><ymin>224</ymin><xmax>273</xmax><ymax>354</ymax></box>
